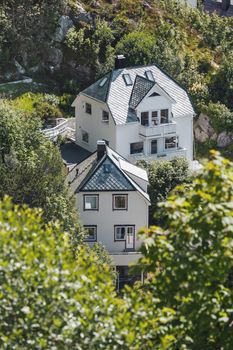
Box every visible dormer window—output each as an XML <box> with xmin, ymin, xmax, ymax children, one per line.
<box><xmin>145</xmin><ymin>70</ymin><xmax>154</xmax><ymax>82</ymax></box>
<box><xmin>85</xmin><ymin>102</ymin><xmax>92</xmax><ymax>114</ymax></box>
<box><xmin>123</xmin><ymin>74</ymin><xmax>133</xmax><ymax>86</ymax></box>
<box><xmin>99</xmin><ymin>77</ymin><xmax>108</xmax><ymax>87</ymax></box>
<box><xmin>102</xmin><ymin>110</ymin><xmax>109</xmax><ymax>123</ymax></box>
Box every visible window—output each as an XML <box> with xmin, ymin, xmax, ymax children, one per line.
<box><xmin>81</xmin><ymin>130</ymin><xmax>89</xmax><ymax>143</ymax></box>
<box><xmin>123</xmin><ymin>74</ymin><xmax>133</xmax><ymax>86</ymax></box>
<box><xmin>115</xmin><ymin>226</ymin><xmax>134</xmax><ymax>241</ymax></box>
<box><xmin>99</xmin><ymin>77</ymin><xmax>108</xmax><ymax>87</ymax></box>
<box><xmin>145</xmin><ymin>70</ymin><xmax>155</xmax><ymax>82</ymax></box>
<box><xmin>130</xmin><ymin>142</ymin><xmax>143</xmax><ymax>154</ymax></box>
<box><xmin>84</xmin><ymin>226</ymin><xmax>97</xmax><ymax>242</ymax></box>
<box><xmin>141</xmin><ymin>112</ymin><xmax>149</xmax><ymax>126</ymax></box>
<box><xmin>165</xmin><ymin>137</ymin><xmax>177</xmax><ymax>149</ymax></box>
<box><xmin>85</xmin><ymin>102</ymin><xmax>92</xmax><ymax>114</ymax></box>
<box><xmin>152</xmin><ymin>111</ymin><xmax>159</xmax><ymax>125</ymax></box>
<box><xmin>84</xmin><ymin>195</ymin><xmax>99</xmax><ymax>210</ymax></box>
<box><xmin>161</xmin><ymin>109</ymin><xmax>169</xmax><ymax>124</ymax></box>
<box><xmin>113</xmin><ymin>194</ymin><xmax>128</xmax><ymax>210</ymax></box>
<box><xmin>102</xmin><ymin>110</ymin><xmax>109</xmax><ymax>123</ymax></box>
<box><xmin>151</xmin><ymin>140</ymin><xmax>158</xmax><ymax>154</ymax></box>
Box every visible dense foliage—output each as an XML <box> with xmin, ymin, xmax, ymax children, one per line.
<box><xmin>0</xmin><ymin>101</ymin><xmax>82</xmax><ymax>246</ymax></box>
<box><xmin>140</xmin><ymin>151</ymin><xmax>233</xmax><ymax>349</ymax></box>
<box><xmin>138</xmin><ymin>157</ymin><xmax>191</xmax><ymax>223</ymax></box>
<box><xmin>1</xmin><ymin>152</ymin><xmax>233</xmax><ymax>349</ymax></box>
<box><xmin>0</xmin><ymin>197</ymin><xmax>179</xmax><ymax>350</ymax></box>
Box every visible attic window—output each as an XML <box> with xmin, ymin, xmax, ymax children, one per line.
<box><xmin>145</xmin><ymin>70</ymin><xmax>154</xmax><ymax>82</ymax></box>
<box><xmin>123</xmin><ymin>74</ymin><xmax>133</xmax><ymax>86</ymax></box>
<box><xmin>149</xmin><ymin>92</ymin><xmax>160</xmax><ymax>97</ymax></box>
<box><xmin>99</xmin><ymin>77</ymin><xmax>108</xmax><ymax>87</ymax></box>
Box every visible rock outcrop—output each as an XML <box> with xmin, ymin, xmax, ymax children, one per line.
<box><xmin>217</xmin><ymin>131</ymin><xmax>233</xmax><ymax>148</ymax></box>
<box><xmin>194</xmin><ymin>113</ymin><xmax>217</xmax><ymax>143</ymax></box>
<box><xmin>54</xmin><ymin>16</ymin><xmax>74</xmax><ymax>43</ymax></box>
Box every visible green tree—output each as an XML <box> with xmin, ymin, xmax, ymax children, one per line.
<box><xmin>210</xmin><ymin>53</ymin><xmax>233</xmax><ymax>111</ymax></box>
<box><xmin>0</xmin><ymin>196</ymin><xmax>180</xmax><ymax>349</ymax></box>
<box><xmin>0</xmin><ymin>101</ymin><xmax>82</xmax><ymax>246</ymax></box>
<box><xmin>139</xmin><ymin>151</ymin><xmax>233</xmax><ymax>349</ymax></box>
<box><xmin>116</xmin><ymin>31</ymin><xmax>156</xmax><ymax>66</ymax></box>
<box><xmin>138</xmin><ymin>157</ymin><xmax>190</xmax><ymax>224</ymax></box>
<box><xmin>66</xmin><ymin>18</ymin><xmax>115</xmax><ymax>80</ymax></box>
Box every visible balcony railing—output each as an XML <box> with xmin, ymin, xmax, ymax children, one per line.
<box><xmin>139</xmin><ymin>121</ymin><xmax>176</xmax><ymax>138</ymax></box>
<box><xmin>128</xmin><ymin>147</ymin><xmax>187</xmax><ymax>163</ymax></box>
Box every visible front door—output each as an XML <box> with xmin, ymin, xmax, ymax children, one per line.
<box><xmin>125</xmin><ymin>226</ymin><xmax>134</xmax><ymax>250</ymax></box>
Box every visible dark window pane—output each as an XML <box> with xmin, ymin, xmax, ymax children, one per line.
<box><xmin>85</xmin><ymin>103</ymin><xmax>92</xmax><ymax>114</ymax></box>
<box><xmin>130</xmin><ymin>142</ymin><xmax>143</xmax><ymax>154</ymax></box>
<box><xmin>151</xmin><ymin>140</ymin><xmax>157</xmax><ymax>154</ymax></box>
<box><xmin>161</xmin><ymin>109</ymin><xmax>169</xmax><ymax>124</ymax></box>
<box><xmin>141</xmin><ymin>112</ymin><xmax>149</xmax><ymax>126</ymax></box>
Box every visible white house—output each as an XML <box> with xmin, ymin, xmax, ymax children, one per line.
<box><xmin>72</xmin><ymin>58</ymin><xmax>195</xmax><ymax>165</ymax></box>
<box><xmin>67</xmin><ymin>140</ymin><xmax>151</xmax><ymax>271</ymax></box>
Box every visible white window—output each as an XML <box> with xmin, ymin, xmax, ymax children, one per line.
<box><xmin>165</xmin><ymin>136</ymin><xmax>177</xmax><ymax>149</ymax></box>
<box><xmin>84</xmin><ymin>226</ymin><xmax>97</xmax><ymax>242</ymax></box>
<box><xmin>115</xmin><ymin>226</ymin><xmax>134</xmax><ymax>241</ymax></box>
<box><xmin>113</xmin><ymin>194</ymin><xmax>127</xmax><ymax>210</ymax></box>
<box><xmin>85</xmin><ymin>102</ymin><xmax>92</xmax><ymax>114</ymax></box>
<box><xmin>84</xmin><ymin>195</ymin><xmax>99</xmax><ymax>210</ymax></box>
<box><xmin>102</xmin><ymin>110</ymin><xmax>109</xmax><ymax>123</ymax></box>
<box><xmin>123</xmin><ymin>74</ymin><xmax>133</xmax><ymax>86</ymax></box>
<box><xmin>130</xmin><ymin>142</ymin><xmax>143</xmax><ymax>154</ymax></box>
<box><xmin>82</xmin><ymin>130</ymin><xmax>89</xmax><ymax>143</ymax></box>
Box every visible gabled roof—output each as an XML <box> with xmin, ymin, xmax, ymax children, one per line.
<box><xmin>78</xmin><ymin>64</ymin><xmax>195</xmax><ymax>125</ymax></box>
<box><xmin>129</xmin><ymin>75</ymin><xmax>155</xmax><ymax>109</ymax></box>
<box><xmin>67</xmin><ymin>144</ymin><xmax>150</xmax><ymax>203</ymax></box>
<box><xmin>80</xmin><ymin>157</ymin><xmax>135</xmax><ymax>191</ymax></box>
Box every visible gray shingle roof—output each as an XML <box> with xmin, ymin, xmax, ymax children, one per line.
<box><xmin>81</xmin><ymin>157</ymin><xmax>134</xmax><ymax>191</ymax></box>
<box><xmin>80</xmin><ymin>64</ymin><xmax>195</xmax><ymax>125</ymax></box>
<box><xmin>67</xmin><ymin>144</ymin><xmax>150</xmax><ymax>202</ymax></box>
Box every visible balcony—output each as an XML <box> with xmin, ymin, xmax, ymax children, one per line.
<box><xmin>110</xmin><ymin>251</ymin><xmax>142</xmax><ymax>266</ymax></box>
<box><xmin>128</xmin><ymin>147</ymin><xmax>187</xmax><ymax>163</ymax></box>
<box><xmin>139</xmin><ymin>121</ymin><xmax>176</xmax><ymax>138</ymax></box>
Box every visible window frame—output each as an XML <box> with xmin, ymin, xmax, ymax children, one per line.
<box><xmin>130</xmin><ymin>142</ymin><xmax>144</xmax><ymax>155</ymax></box>
<box><xmin>102</xmin><ymin>110</ymin><xmax>109</xmax><ymax>123</ymax></box>
<box><xmin>160</xmin><ymin>109</ymin><xmax>169</xmax><ymax>124</ymax></box>
<box><xmin>81</xmin><ymin>130</ymin><xmax>89</xmax><ymax>144</ymax></box>
<box><xmin>83</xmin><ymin>194</ymin><xmax>99</xmax><ymax>211</ymax></box>
<box><xmin>151</xmin><ymin>139</ymin><xmax>158</xmax><ymax>154</ymax></box>
<box><xmin>112</xmin><ymin>194</ymin><xmax>128</xmax><ymax>211</ymax></box>
<box><xmin>114</xmin><ymin>225</ymin><xmax>135</xmax><ymax>245</ymax></box>
<box><xmin>141</xmin><ymin>111</ymin><xmax>149</xmax><ymax>126</ymax></box>
<box><xmin>85</xmin><ymin>102</ymin><xmax>92</xmax><ymax>115</ymax></box>
<box><xmin>84</xmin><ymin>225</ymin><xmax>97</xmax><ymax>242</ymax></box>
<box><xmin>165</xmin><ymin>136</ymin><xmax>177</xmax><ymax>150</ymax></box>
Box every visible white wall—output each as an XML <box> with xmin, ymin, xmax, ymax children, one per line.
<box><xmin>76</xmin><ymin>191</ymin><xmax>149</xmax><ymax>253</ymax></box>
<box><xmin>73</xmin><ymin>94</ymin><xmax>116</xmax><ymax>152</ymax></box>
<box><xmin>174</xmin><ymin>114</ymin><xmax>193</xmax><ymax>162</ymax></box>
<box><xmin>116</xmin><ymin>123</ymin><xmax>141</xmax><ymax>159</ymax></box>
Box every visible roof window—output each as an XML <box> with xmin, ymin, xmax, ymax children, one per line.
<box><xmin>99</xmin><ymin>77</ymin><xmax>108</xmax><ymax>87</ymax></box>
<box><xmin>123</xmin><ymin>74</ymin><xmax>133</xmax><ymax>86</ymax></box>
<box><xmin>145</xmin><ymin>70</ymin><xmax>154</xmax><ymax>82</ymax></box>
